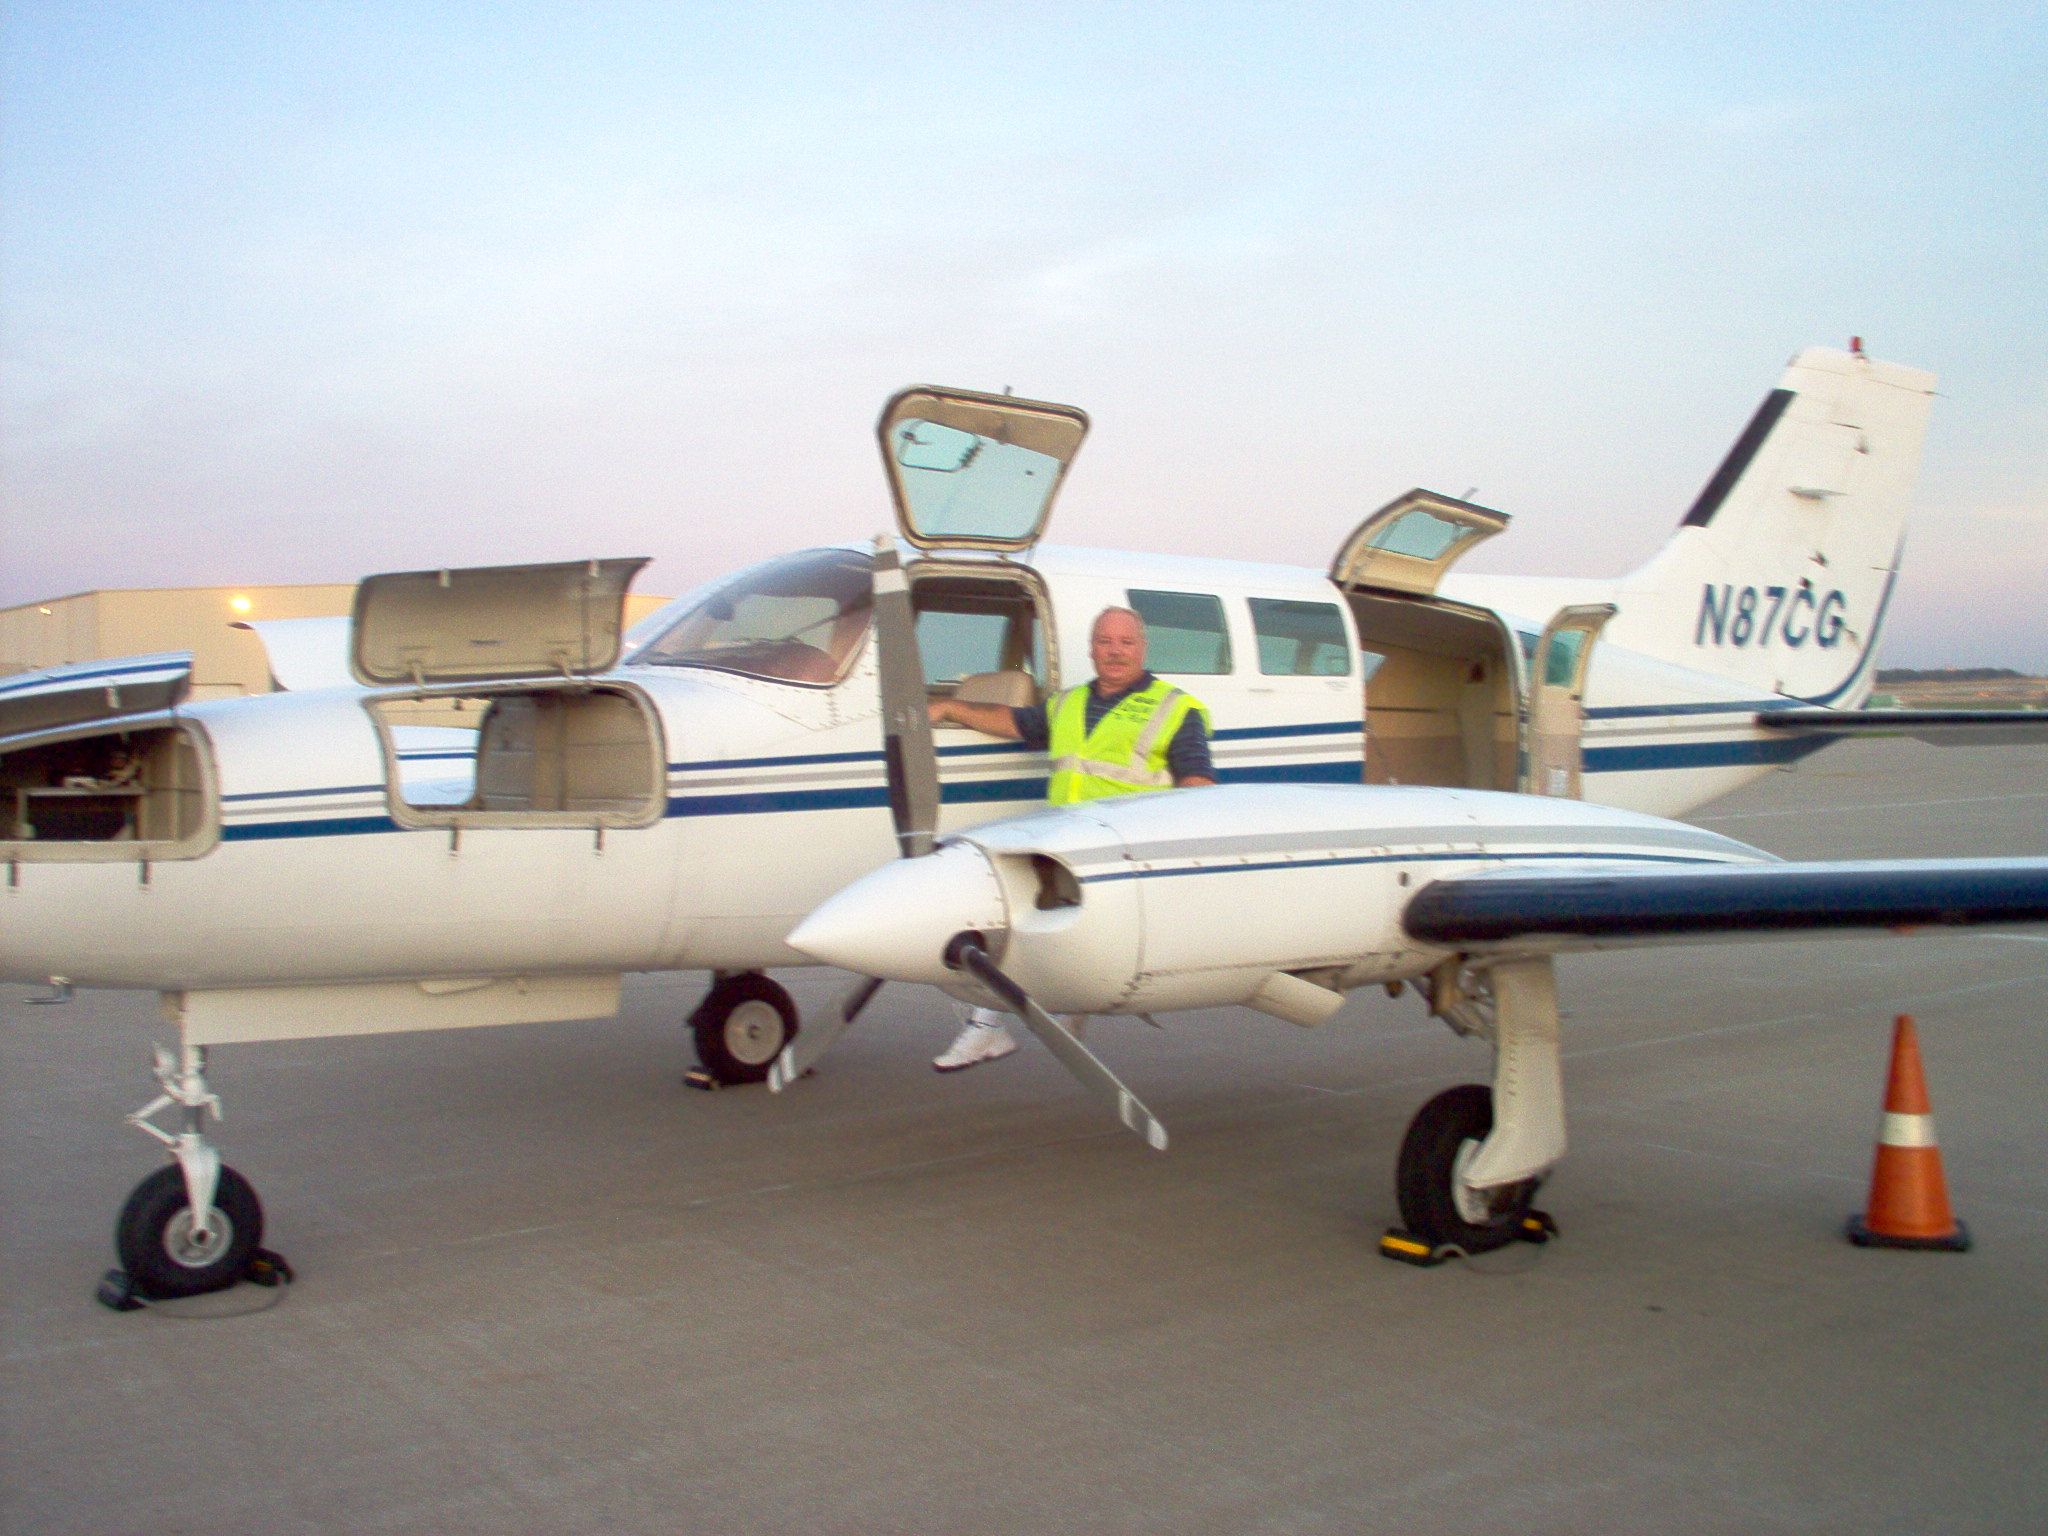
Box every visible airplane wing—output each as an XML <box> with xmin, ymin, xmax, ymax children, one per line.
<box><xmin>1756</xmin><ymin>708</ymin><xmax>2048</xmax><ymax>745</ymax></box>
<box><xmin>1404</xmin><ymin>857</ymin><xmax>2048</xmax><ymax>950</ymax></box>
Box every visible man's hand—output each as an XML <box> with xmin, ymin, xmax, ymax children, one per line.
<box><xmin>1174</xmin><ymin>775</ymin><xmax>1217</xmax><ymax>789</ymax></box>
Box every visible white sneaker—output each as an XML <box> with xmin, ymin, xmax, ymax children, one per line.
<box><xmin>934</xmin><ymin>1020</ymin><xmax>1018</xmax><ymax>1071</ymax></box>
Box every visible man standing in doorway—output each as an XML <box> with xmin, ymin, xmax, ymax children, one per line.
<box><xmin>924</xmin><ymin>604</ymin><xmax>1216</xmax><ymax>1070</ymax></box>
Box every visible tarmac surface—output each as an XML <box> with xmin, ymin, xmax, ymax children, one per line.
<box><xmin>4</xmin><ymin>738</ymin><xmax>2046</xmax><ymax>1535</ymax></box>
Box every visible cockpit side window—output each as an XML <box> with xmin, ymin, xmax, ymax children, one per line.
<box><xmin>630</xmin><ymin>549</ymin><xmax>873</xmax><ymax>687</ymax></box>
<box><xmin>911</xmin><ymin>576</ymin><xmax>1046</xmax><ymax>689</ymax></box>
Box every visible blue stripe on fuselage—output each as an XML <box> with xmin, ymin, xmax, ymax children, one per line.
<box><xmin>219</xmin><ymin>814</ymin><xmax>402</xmax><ymax>842</ymax></box>
<box><xmin>196</xmin><ymin>719</ymin><xmax>1835</xmax><ymax>840</ymax></box>
<box><xmin>1583</xmin><ymin>733</ymin><xmax>1835</xmax><ymax>773</ymax></box>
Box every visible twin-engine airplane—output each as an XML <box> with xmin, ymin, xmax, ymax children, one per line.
<box><xmin>4</xmin><ymin>343</ymin><xmax>2045</xmax><ymax>1296</ymax></box>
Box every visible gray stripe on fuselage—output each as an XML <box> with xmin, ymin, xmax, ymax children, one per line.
<box><xmin>1102</xmin><ymin>821</ymin><xmax>1756</xmax><ymax>868</ymax></box>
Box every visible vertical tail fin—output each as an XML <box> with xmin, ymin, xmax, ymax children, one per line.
<box><xmin>1608</xmin><ymin>346</ymin><xmax>1936</xmax><ymax>706</ymax></box>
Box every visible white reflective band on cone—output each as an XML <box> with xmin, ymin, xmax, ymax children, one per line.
<box><xmin>1880</xmin><ymin>1111</ymin><xmax>1938</xmax><ymax>1148</ymax></box>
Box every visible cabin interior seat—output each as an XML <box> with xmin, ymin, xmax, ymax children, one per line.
<box><xmin>951</xmin><ymin>670</ymin><xmax>1040</xmax><ymax>709</ymax></box>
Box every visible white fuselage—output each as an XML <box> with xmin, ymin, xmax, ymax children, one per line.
<box><xmin>0</xmin><ymin>544</ymin><xmax>1864</xmax><ymax>1008</ymax></box>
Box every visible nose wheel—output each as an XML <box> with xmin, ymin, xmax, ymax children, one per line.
<box><xmin>99</xmin><ymin>1043</ymin><xmax>290</xmax><ymax>1308</ymax></box>
<box><xmin>114</xmin><ymin>1163</ymin><xmax>264</xmax><ymax>1298</ymax></box>
<box><xmin>689</xmin><ymin>973</ymin><xmax>799</xmax><ymax>1086</ymax></box>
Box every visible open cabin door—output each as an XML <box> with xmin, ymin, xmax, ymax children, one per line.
<box><xmin>878</xmin><ymin>387</ymin><xmax>1089</xmax><ymax>555</ymax></box>
<box><xmin>872</xmin><ymin>387</ymin><xmax>1087</xmax><ymax>839</ymax></box>
<box><xmin>0</xmin><ymin>654</ymin><xmax>215</xmax><ymax>862</ymax></box>
<box><xmin>0</xmin><ymin>653</ymin><xmax>191</xmax><ymax>741</ymax></box>
<box><xmin>1524</xmin><ymin>604</ymin><xmax>1616</xmax><ymax>798</ymax></box>
<box><xmin>1329</xmin><ymin>491</ymin><xmax>1521</xmax><ymax>791</ymax></box>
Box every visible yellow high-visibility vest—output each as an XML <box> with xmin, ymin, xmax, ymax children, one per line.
<box><xmin>1046</xmin><ymin>678</ymin><xmax>1207</xmax><ymax>805</ymax></box>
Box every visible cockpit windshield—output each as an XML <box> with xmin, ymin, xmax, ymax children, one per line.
<box><xmin>629</xmin><ymin>549</ymin><xmax>873</xmax><ymax>686</ymax></box>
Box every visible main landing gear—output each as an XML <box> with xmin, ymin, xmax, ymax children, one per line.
<box><xmin>98</xmin><ymin>1044</ymin><xmax>290</xmax><ymax>1309</ymax></box>
<box><xmin>1380</xmin><ymin>957</ymin><xmax>1563</xmax><ymax>1266</ymax></box>
<box><xmin>688</xmin><ymin>972</ymin><xmax>799</xmax><ymax>1086</ymax></box>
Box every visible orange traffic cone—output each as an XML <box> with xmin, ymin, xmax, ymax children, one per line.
<box><xmin>1846</xmin><ymin>1014</ymin><xmax>1971</xmax><ymax>1251</ymax></box>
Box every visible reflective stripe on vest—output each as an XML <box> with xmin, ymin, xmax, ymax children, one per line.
<box><xmin>1045</xmin><ymin>680</ymin><xmax>1205</xmax><ymax>805</ymax></box>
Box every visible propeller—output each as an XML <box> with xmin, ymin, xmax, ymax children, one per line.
<box><xmin>944</xmin><ymin>933</ymin><xmax>1169</xmax><ymax>1151</ymax></box>
<box><xmin>767</xmin><ymin>973</ymin><xmax>881</xmax><ymax>1090</ymax></box>
<box><xmin>769</xmin><ymin>533</ymin><xmax>939</xmax><ymax>1091</ymax></box>
<box><xmin>870</xmin><ymin>533</ymin><xmax>939</xmax><ymax>859</ymax></box>
<box><xmin>774</xmin><ymin>534</ymin><xmax>1168</xmax><ymax>1155</ymax></box>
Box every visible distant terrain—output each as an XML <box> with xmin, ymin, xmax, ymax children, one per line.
<box><xmin>1872</xmin><ymin>667</ymin><xmax>2048</xmax><ymax>708</ymax></box>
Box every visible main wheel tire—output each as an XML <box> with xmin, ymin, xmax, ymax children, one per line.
<box><xmin>115</xmin><ymin>1164</ymin><xmax>264</xmax><ymax>1299</ymax></box>
<box><xmin>1394</xmin><ymin>1084</ymin><xmax>1537</xmax><ymax>1254</ymax></box>
<box><xmin>691</xmin><ymin>974</ymin><xmax>799</xmax><ymax>1085</ymax></box>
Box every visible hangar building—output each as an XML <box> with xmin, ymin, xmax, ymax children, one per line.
<box><xmin>0</xmin><ymin>584</ymin><xmax>676</xmax><ymax>696</ymax></box>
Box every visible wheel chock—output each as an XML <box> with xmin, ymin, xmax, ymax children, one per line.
<box><xmin>683</xmin><ymin>1069</ymin><xmax>721</xmax><ymax>1091</ymax></box>
<box><xmin>1517</xmin><ymin>1209</ymin><xmax>1559</xmax><ymax>1244</ymax></box>
<box><xmin>95</xmin><ymin>1268</ymin><xmax>146</xmax><ymax>1312</ymax></box>
<box><xmin>1378</xmin><ymin>1210</ymin><xmax>1558</xmax><ymax>1267</ymax></box>
<box><xmin>245</xmin><ymin>1247</ymin><xmax>296</xmax><ymax>1287</ymax></box>
<box><xmin>1378</xmin><ymin>1229</ymin><xmax>1452</xmax><ymax>1266</ymax></box>
<box><xmin>93</xmin><ymin>1245</ymin><xmax>295</xmax><ymax>1312</ymax></box>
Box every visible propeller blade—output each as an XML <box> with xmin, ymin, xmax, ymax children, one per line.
<box><xmin>947</xmin><ymin>937</ymin><xmax>1169</xmax><ymax>1152</ymax></box>
<box><xmin>871</xmin><ymin>534</ymin><xmax>938</xmax><ymax>860</ymax></box>
<box><xmin>767</xmin><ymin>974</ymin><xmax>883</xmax><ymax>1093</ymax></box>
<box><xmin>774</xmin><ymin>536</ymin><xmax>938</xmax><ymax>1092</ymax></box>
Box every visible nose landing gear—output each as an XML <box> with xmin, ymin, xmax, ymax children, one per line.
<box><xmin>97</xmin><ymin>1044</ymin><xmax>288</xmax><ymax>1310</ymax></box>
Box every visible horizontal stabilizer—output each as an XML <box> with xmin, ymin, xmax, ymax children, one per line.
<box><xmin>232</xmin><ymin>617</ymin><xmax>354</xmax><ymax>692</ymax></box>
<box><xmin>1405</xmin><ymin>858</ymin><xmax>2048</xmax><ymax>947</ymax></box>
<box><xmin>1757</xmin><ymin>709</ymin><xmax>2048</xmax><ymax>745</ymax></box>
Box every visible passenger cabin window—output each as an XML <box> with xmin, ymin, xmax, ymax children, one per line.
<box><xmin>632</xmin><ymin>549</ymin><xmax>872</xmax><ymax>687</ymax></box>
<box><xmin>1249</xmin><ymin>598</ymin><xmax>1351</xmax><ymax>676</ymax></box>
<box><xmin>1127</xmin><ymin>590</ymin><xmax>1231</xmax><ymax>675</ymax></box>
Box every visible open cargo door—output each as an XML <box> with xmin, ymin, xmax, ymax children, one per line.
<box><xmin>1330</xmin><ymin>492</ymin><xmax>1521</xmax><ymax>792</ymax></box>
<box><xmin>1329</xmin><ymin>490</ymin><xmax>1508</xmax><ymax>598</ymax></box>
<box><xmin>351</xmin><ymin>558</ymin><xmax>649</xmax><ymax>687</ymax></box>
<box><xmin>1525</xmin><ymin>604</ymin><xmax>1616</xmax><ymax>798</ymax></box>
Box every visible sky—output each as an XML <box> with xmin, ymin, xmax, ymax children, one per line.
<box><xmin>3</xmin><ymin>1</ymin><xmax>2044</xmax><ymax>667</ymax></box>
